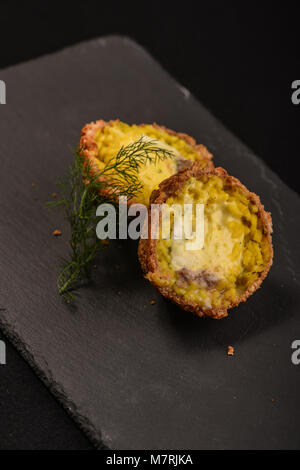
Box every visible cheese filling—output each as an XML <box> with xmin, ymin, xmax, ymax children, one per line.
<box><xmin>153</xmin><ymin>176</ymin><xmax>271</xmax><ymax>310</ymax></box>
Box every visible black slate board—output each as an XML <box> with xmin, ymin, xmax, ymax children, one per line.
<box><xmin>0</xmin><ymin>36</ymin><xmax>300</xmax><ymax>450</ymax></box>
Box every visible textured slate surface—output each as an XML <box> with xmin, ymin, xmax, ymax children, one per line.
<box><xmin>0</xmin><ymin>36</ymin><xmax>300</xmax><ymax>450</ymax></box>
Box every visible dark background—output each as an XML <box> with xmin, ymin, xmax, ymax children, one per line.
<box><xmin>0</xmin><ymin>1</ymin><xmax>299</xmax><ymax>450</ymax></box>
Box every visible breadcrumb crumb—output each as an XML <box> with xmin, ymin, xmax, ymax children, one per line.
<box><xmin>52</xmin><ymin>229</ymin><xmax>62</xmax><ymax>237</ymax></box>
<box><xmin>227</xmin><ymin>345</ymin><xmax>234</xmax><ymax>356</ymax></box>
<box><xmin>150</xmin><ymin>300</ymin><xmax>156</xmax><ymax>305</ymax></box>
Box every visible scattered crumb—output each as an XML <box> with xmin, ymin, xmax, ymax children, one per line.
<box><xmin>227</xmin><ymin>345</ymin><xmax>234</xmax><ymax>356</ymax></box>
<box><xmin>271</xmin><ymin>397</ymin><xmax>275</xmax><ymax>403</ymax></box>
<box><xmin>115</xmin><ymin>265</ymin><xmax>120</xmax><ymax>270</ymax></box>
<box><xmin>101</xmin><ymin>239</ymin><xmax>109</xmax><ymax>246</ymax></box>
<box><xmin>93</xmin><ymin>264</ymin><xmax>97</xmax><ymax>269</ymax></box>
<box><xmin>32</xmin><ymin>183</ymin><xmax>36</xmax><ymax>187</ymax></box>
<box><xmin>51</xmin><ymin>192</ymin><xmax>57</xmax><ymax>198</ymax></box>
<box><xmin>150</xmin><ymin>300</ymin><xmax>156</xmax><ymax>305</ymax></box>
<box><xmin>52</xmin><ymin>229</ymin><xmax>62</xmax><ymax>237</ymax></box>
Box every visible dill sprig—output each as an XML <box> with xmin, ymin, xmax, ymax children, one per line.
<box><xmin>47</xmin><ymin>137</ymin><xmax>174</xmax><ymax>301</ymax></box>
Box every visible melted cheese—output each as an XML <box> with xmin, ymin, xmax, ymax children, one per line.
<box><xmin>171</xmin><ymin>203</ymin><xmax>244</xmax><ymax>280</ymax></box>
<box><xmin>154</xmin><ymin>176</ymin><xmax>271</xmax><ymax>310</ymax></box>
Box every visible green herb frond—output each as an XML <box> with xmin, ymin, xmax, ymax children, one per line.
<box><xmin>47</xmin><ymin>137</ymin><xmax>175</xmax><ymax>300</ymax></box>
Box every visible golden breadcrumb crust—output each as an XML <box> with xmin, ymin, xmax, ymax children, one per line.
<box><xmin>138</xmin><ymin>164</ymin><xmax>273</xmax><ymax>319</ymax></box>
<box><xmin>79</xmin><ymin>119</ymin><xmax>214</xmax><ymax>205</ymax></box>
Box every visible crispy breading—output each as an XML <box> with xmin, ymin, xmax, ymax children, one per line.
<box><xmin>138</xmin><ymin>164</ymin><xmax>273</xmax><ymax>319</ymax></box>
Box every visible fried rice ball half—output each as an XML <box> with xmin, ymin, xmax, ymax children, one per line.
<box><xmin>138</xmin><ymin>164</ymin><xmax>273</xmax><ymax>319</ymax></box>
<box><xmin>80</xmin><ymin>119</ymin><xmax>213</xmax><ymax>206</ymax></box>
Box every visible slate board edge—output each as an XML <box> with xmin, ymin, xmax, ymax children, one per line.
<box><xmin>1</xmin><ymin>33</ymin><xmax>299</xmax><ymax>205</ymax></box>
<box><xmin>0</xmin><ymin>312</ymin><xmax>105</xmax><ymax>449</ymax></box>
